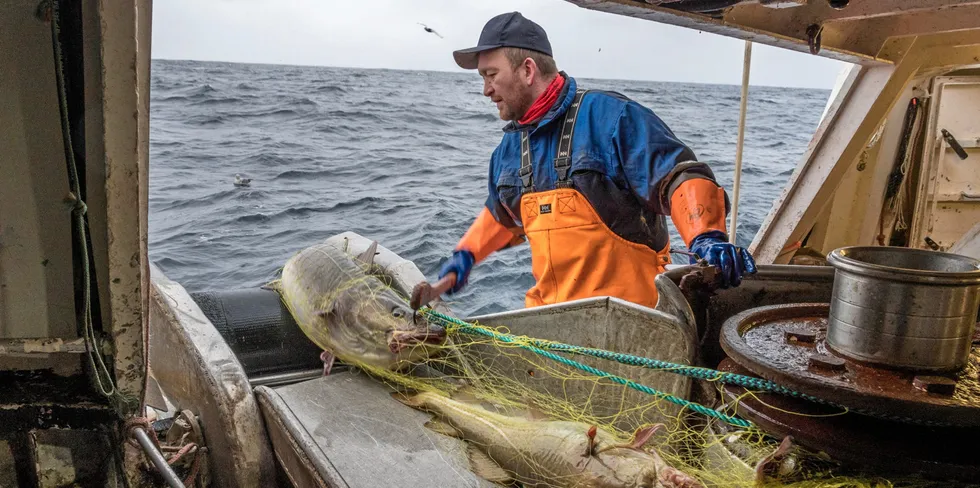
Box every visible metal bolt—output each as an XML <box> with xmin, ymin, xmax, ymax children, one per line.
<box><xmin>784</xmin><ymin>328</ymin><xmax>816</xmax><ymax>344</ymax></box>
<box><xmin>808</xmin><ymin>354</ymin><xmax>846</xmax><ymax>372</ymax></box>
<box><xmin>912</xmin><ymin>376</ymin><xmax>957</xmax><ymax>396</ymax></box>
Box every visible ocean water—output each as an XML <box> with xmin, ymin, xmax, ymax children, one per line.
<box><xmin>148</xmin><ymin>59</ymin><xmax>829</xmax><ymax>317</ymax></box>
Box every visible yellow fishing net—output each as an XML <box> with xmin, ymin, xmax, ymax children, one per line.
<box><xmin>274</xmin><ymin>247</ymin><xmax>963</xmax><ymax>488</ymax></box>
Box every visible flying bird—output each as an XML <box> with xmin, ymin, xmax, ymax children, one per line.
<box><xmin>418</xmin><ymin>23</ymin><xmax>444</xmax><ymax>39</ymax></box>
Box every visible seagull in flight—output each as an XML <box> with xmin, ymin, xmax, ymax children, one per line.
<box><xmin>418</xmin><ymin>23</ymin><xmax>444</xmax><ymax>39</ymax></box>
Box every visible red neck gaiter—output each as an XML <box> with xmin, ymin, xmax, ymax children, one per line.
<box><xmin>518</xmin><ymin>75</ymin><xmax>565</xmax><ymax>125</ymax></box>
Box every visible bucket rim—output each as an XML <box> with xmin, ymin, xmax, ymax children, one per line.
<box><xmin>828</xmin><ymin>246</ymin><xmax>980</xmax><ymax>285</ymax></box>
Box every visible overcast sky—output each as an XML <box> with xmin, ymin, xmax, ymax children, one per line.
<box><xmin>151</xmin><ymin>0</ymin><xmax>850</xmax><ymax>90</ymax></box>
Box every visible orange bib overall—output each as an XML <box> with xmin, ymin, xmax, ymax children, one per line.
<box><xmin>518</xmin><ymin>91</ymin><xmax>671</xmax><ymax>310</ymax></box>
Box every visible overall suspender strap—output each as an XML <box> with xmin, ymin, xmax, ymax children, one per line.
<box><xmin>519</xmin><ymin>89</ymin><xmax>588</xmax><ymax>193</ymax></box>
<box><xmin>520</xmin><ymin>129</ymin><xmax>534</xmax><ymax>191</ymax></box>
<box><xmin>554</xmin><ymin>90</ymin><xmax>587</xmax><ymax>189</ymax></box>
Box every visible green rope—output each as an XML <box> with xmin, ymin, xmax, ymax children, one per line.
<box><xmin>420</xmin><ymin>308</ymin><xmax>957</xmax><ymax>428</ymax></box>
<box><xmin>421</xmin><ymin>309</ymin><xmax>754</xmax><ymax>429</ymax></box>
<box><xmin>48</xmin><ymin>1</ymin><xmax>120</xmax><ymax>403</ymax></box>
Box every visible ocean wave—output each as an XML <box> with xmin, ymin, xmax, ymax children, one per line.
<box><xmin>190</xmin><ymin>97</ymin><xmax>245</xmax><ymax>106</ymax></box>
<box><xmin>328</xmin><ymin>196</ymin><xmax>384</xmax><ymax>211</ymax></box>
<box><xmin>147</xmin><ymin>59</ymin><xmax>828</xmax><ymax>317</ymax></box>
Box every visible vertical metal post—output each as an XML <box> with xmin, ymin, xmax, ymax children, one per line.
<box><xmin>730</xmin><ymin>40</ymin><xmax>752</xmax><ymax>245</ymax></box>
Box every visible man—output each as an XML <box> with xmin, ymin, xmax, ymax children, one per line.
<box><xmin>423</xmin><ymin>12</ymin><xmax>755</xmax><ymax>311</ymax></box>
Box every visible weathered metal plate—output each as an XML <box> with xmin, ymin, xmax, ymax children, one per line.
<box><xmin>720</xmin><ymin>303</ymin><xmax>980</xmax><ymax>427</ymax></box>
<box><xmin>464</xmin><ymin>292</ymin><xmax>698</xmax><ymax>434</ymax></box>
<box><xmin>717</xmin><ymin>359</ymin><xmax>980</xmax><ymax>483</ymax></box>
<box><xmin>255</xmin><ymin>371</ymin><xmax>498</xmax><ymax>488</ymax></box>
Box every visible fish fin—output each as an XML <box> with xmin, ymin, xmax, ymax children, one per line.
<box><xmin>594</xmin><ymin>423</ymin><xmax>664</xmax><ymax>454</ymax></box>
<box><xmin>449</xmin><ymin>384</ymin><xmax>496</xmax><ymax>410</ymax></box>
<box><xmin>523</xmin><ymin>401</ymin><xmax>550</xmax><ymax>422</ymax></box>
<box><xmin>628</xmin><ymin>423</ymin><xmax>665</xmax><ymax>450</ymax></box>
<box><xmin>390</xmin><ymin>391</ymin><xmax>425</xmax><ymax>408</ymax></box>
<box><xmin>261</xmin><ymin>279</ymin><xmax>281</xmax><ymax>292</ymax></box>
<box><xmin>320</xmin><ymin>351</ymin><xmax>335</xmax><ymax>376</ymax></box>
<box><xmin>423</xmin><ymin>418</ymin><xmax>460</xmax><ymax>438</ymax></box>
<box><xmin>466</xmin><ymin>445</ymin><xmax>513</xmax><ymax>484</ymax></box>
<box><xmin>754</xmin><ymin>436</ymin><xmax>794</xmax><ymax>486</ymax></box>
<box><xmin>660</xmin><ymin>467</ymin><xmax>706</xmax><ymax>488</ymax></box>
<box><xmin>510</xmin><ymin>394</ymin><xmax>549</xmax><ymax>421</ymax></box>
<box><xmin>355</xmin><ymin>241</ymin><xmax>379</xmax><ymax>265</ymax></box>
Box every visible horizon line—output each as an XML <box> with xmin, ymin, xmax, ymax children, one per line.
<box><xmin>151</xmin><ymin>57</ymin><xmax>836</xmax><ymax>92</ymax></box>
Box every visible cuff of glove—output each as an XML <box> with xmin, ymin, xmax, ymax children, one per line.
<box><xmin>438</xmin><ymin>250</ymin><xmax>475</xmax><ymax>294</ymax></box>
<box><xmin>688</xmin><ymin>230</ymin><xmax>728</xmax><ymax>262</ymax></box>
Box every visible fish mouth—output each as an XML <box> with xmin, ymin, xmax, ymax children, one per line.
<box><xmin>387</xmin><ymin>325</ymin><xmax>447</xmax><ymax>354</ymax></box>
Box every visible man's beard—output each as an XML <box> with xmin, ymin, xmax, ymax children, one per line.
<box><xmin>500</xmin><ymin>88</ymin><xmax>534</xmax><ymax>122</ymax></box>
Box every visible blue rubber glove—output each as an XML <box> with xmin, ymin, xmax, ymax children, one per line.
<box><xmin>438</xmin><ymin>250</ymin><xmax>475</xmax><ymax>295</ymax></box>
<box><xmin>687</xmin><ymin>230</ymin><xmax>758</xmax><ymax>288</ymax></box>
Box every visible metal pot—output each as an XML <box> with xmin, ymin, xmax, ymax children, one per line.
<box><xmin>826</xmin><ymin>246</ymin><xmax>980</xmax><ymax>372</ymax></box>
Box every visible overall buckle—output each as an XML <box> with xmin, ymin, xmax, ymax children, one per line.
<box><xmin>553</xmin><ymin>156</ymin><xmax>571</xmax><ymax>182</ymax></box>
<box><xmin>519</xmin><ymin>165</ymin><xmax>533</xmax><ymax>189</ymax></box>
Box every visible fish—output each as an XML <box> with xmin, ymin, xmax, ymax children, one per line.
<box><xmin>392</xmin><ymin>389</ymin><xmax>705</xmax><ymax>488</ymax></box>
<box><xmin>275</xmin><ymin>241</ymin><xmax>447</xmax><ymax>374</ymax></box>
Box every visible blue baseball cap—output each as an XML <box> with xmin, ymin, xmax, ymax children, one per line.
<box><xmin>453</xmin><ymin>12</ymin><xmax>553</xmax><ymax>70</ymax></box>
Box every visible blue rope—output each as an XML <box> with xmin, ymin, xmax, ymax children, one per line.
<box><xmin>422</xmin><ymin>309</ymin><xmax>754</xmax><ymax>429</ymax></box>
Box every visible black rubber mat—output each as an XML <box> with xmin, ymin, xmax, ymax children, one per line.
<box><xmin>191</xmin><ymin>287</ymin><xmax>323</xmax><ymax>377</ymax></box>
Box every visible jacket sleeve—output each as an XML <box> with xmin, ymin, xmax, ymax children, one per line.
<box><xmin>612</xmin><ymin>101</ymin><xmax>730</xmax><ymax>246</ymax></box>
<box><xmin>456</xmin><ymin>146</ymin><xmax>525</xmax><ymax>263</ymax></box>
<box><xmin>455</xmin><ymin>207</ymin><xmax>525</xmax><ymax>263</ymax></box>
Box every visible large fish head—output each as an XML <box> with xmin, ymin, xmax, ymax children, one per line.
<box><xmin>324</xmin><ymin>286</ymin><xmax>447</xmax><ymax>368</ymax></box>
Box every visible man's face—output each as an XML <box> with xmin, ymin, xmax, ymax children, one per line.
<box><xmin>478</xmin><ymin>49</ymin><xmax>534</xmax><ymax>122</ymax></box>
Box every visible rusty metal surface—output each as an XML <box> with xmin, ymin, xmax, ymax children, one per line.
<box><xmin>718</xmin><ymin>359</ymin><xmax>980</xmax><ymax>483</ymax></box>
<box><xmin>665</xmin><ymin>263</ymin><xmax>837</xmax><ymax>368</ymax></box>
<box><xmin>0</xmin><ymin>337</ymin><xmax>108</xmax><ymax>355</ymax></box>
<box><xmin>720</xmin><ymin>303</ymin><xmax>980</xmax><ymax>426</ymax></box>
<box><xmin>0</xmin><ymin>370</ymin><xmax>116</xmax><ymax>433</ymax></box>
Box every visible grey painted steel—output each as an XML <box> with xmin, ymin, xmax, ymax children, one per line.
<box><xmin>255</xmin><ymin>373</ymin><xmax>498</xmax><ymax>488</ymax></box>
<box><xmin>133</xmin><ymin>428</ymin><xmax>185</xmax><ymax>488</ymax></box>
<box><xmin>249</xmin><ymin>369</ymin><xmax>324</xmax><ymax>388</ymax></box>
<box><xmin>148</xmin><ymin>263</ymin><xmax>278</xmax><ymax>488</ymax></box>
<box><xmin>465</xmin><ymin>288</ymin><xmax>699</xmax><ymax>433</ymax></box>
<box><xmin>827</xmin><ymin>246</ymin><xmax>980</xmax><ymax>371</ymax></box>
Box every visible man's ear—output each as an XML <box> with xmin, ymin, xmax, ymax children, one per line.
<box><xmin>524</xmin><ymin>58</ymin><xmax>536</xmax><ymax>86</ymax></box>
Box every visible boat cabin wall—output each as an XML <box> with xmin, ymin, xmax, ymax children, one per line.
<box><xmin>800</xmin><ymin>74</ymin><xmax>928</xmax><ymax>261</ymax></box>
<box><xmin>791</xmin><ymin>64</ymin><xmax>980</xmax><ymax>263</ymax></box>
<box><xmin>0</xmin><ymin>0</ymin><xmax>150</xmax><ymax>412</ymax></box>
<box><xmin>0</xmin><ymin>0</ymin><xmax>88</xmax><ymax>374</ymax></box>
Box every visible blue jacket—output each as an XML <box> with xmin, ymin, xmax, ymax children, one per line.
<box><xmin>485</xmin><ymin>73</ymin><xmax>725</xmax><ymax>252</ymax></box>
